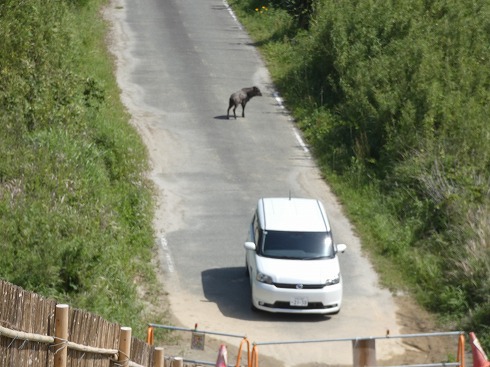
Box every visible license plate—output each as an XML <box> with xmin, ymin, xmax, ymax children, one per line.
<box><xmin>290</xmin><ymin>297</ymin><xmax>308</xmax><ymax>307</ymax></box>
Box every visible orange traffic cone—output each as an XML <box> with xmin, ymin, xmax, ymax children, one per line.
<box><xmin>216</xmin><ymin>344</ymin><xmax>228</xmax><ymax>367</ymax></box>
<box><xmin>470</xmin><ymin>332</ymin><xmax>490</xmax><ymax>367</ymax></box>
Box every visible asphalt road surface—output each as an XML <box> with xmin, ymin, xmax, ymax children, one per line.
<box><xmin>105</xmin><ymin>0</ymin><xmax>407</xmax><ymax>365</ymax></box>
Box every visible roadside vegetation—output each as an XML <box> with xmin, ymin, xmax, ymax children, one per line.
<box><xmin>0</xmin><ymin>0</ymin><xmax>167</xmax><ymax>338</ymax></box>
<box><xmin>228</xmin><ymin>0</ymin><xmax>490</xmax><ymax>349</ymax></box>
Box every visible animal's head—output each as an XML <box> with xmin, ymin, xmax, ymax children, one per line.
<box><xmin>252</xmin><ymin>86</ymin><xmax>262</xmax><ymax>96</ymax></box>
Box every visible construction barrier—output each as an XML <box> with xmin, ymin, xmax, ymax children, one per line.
<box><xmin>250</xmin><ymin>344</ymin><xmax>259</xmax><ymax>367</ymax></box>
<box><xmin>251</xmin><ymin>331</ymin><xmax>465</xmax><ymax>367</ymax></box>
<box><xmin>147</xmin><ymin>325</ymin><xmax>155</xmax><ymax>346</ymax></box>
<box><xmin>235</xmin><ymin>337</ymin><xmax>251</xmax><ymax>367</ymax></box>
<box><xmin>458</xmin><ymin>333</ymin><xmax>466</xmax><ymax>367</ymax></box>
<box><xmin>147</xmin><ymin>323</ymin><xmax>250</xmax><ymax>367</ymax></box>
<box><xmin>146</xmin><ymin>324</ymin><xmax>479</xmax><ymax>367</ymax></box>
<box><xmin>216</xmin><ymin>345</ymin><xmax>228</xmax><ymax>367</ymax></box>
<box><xmin>470</xmin><ymin>332</ymin><xmax>490</xmax><ymax>367</ymax></box>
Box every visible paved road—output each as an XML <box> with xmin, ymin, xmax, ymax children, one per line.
<box><xmin>106</xmin><ymin>0</ymin><xmax>406</xmax><ymax>365</ymax></box>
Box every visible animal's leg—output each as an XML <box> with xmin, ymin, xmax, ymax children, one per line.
<box><xmin>233</xmin><ymin>106</ymin><xmax>237</xmax><ymax>119</ymax></box>
<box><xmin>241</xmin><ymin>102</ymin><xmax>246</xmax><ymax>117</ymax></box>
<box><xmin>227</xmin><ymin>99</ymin><xmax>234</xmax><ymax>119</ymax></box>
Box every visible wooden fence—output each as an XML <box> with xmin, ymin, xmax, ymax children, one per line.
<box><xmin>0</xmin><ymin>279</ymin><xmax>165</xmax><ymax>367</ymax></box>
<box><xmin>2</xmin><ymin>279</ymin><xmax>473</xmax><ymax>367</ymax></box>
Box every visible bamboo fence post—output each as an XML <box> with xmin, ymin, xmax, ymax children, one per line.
<box><xmin>172</xmin><ymin>356</ymin><xmax>183</xmax><ymax>367</ymax></box>
<box><xmin>54</xmin><ymin>304</ymin><xmax>69</xmax><ymax>367</ymax></box>
<box><xmin>118</xmin><ymin>326</ymin><xmax>132</xmax><ymax>366</ymax></box>
<box><xmin>154</xmin><ymin>347</ymin><xmax>164</xmax><ymax>367</ymax></box>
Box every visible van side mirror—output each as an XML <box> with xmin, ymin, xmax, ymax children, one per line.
<box><xmin>244</xmin><ymin>242</ymin><xmax>256</xmax><ymax>251</ymax></box>
<box><xmin>336</xmin><ymin>244</ymin><xmax>347</xmax><ymax>253</ymax></box>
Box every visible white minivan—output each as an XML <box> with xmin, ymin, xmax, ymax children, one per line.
<box><xmin>244</xmin><ymin>197</ymin><xmax>347</xmax><ymax>314</ymax></box>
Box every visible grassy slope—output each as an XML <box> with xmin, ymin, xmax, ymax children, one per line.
<box><xmin>0</xmin><ymin>0</ymin><xmax>167</xmax><ymax>338</ymax></box>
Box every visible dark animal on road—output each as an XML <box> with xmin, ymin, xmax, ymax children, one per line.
<box><xmin>227</xmin><ymin>86</ymin><xmax>262</xmax><ymax>119</ymax></box>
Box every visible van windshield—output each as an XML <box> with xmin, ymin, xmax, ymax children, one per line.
<box><xmin>261</xmin><ymin>230</ymin><xmax>334</xmax><ymax>259</ymax></box>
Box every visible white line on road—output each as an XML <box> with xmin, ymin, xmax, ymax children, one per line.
<box><xmin>273</xmin><ymin>92</ymin><xmax>310</xmax><ymax>154</ymax></box>
<box><xmin>223</xmin><ymin>0</ymin><xmax>242</xmax><ymax>30</ymax></box>
<box><xmin>293</xmin><ymin>128</ymin><xmax>310</xmax><ymax>153</ymax></box>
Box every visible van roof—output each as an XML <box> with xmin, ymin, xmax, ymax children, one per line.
<box><xmin>257</xmin><ymin>197</ymin><xmax>331</xmax><ymax>232</ymax></box>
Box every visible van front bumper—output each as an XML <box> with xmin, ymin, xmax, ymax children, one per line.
<box><xmin>251</xmin><ymin>280</ymin><xmax>342</xmax><ymax>314</ymax></box>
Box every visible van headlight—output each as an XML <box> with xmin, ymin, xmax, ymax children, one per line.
<box><xmin>256</xmin><ymin>271</ymin><xmax>273</xmax><ymax>284</ymax></box>
<box><xmin>325</xmin><ymin>274</ymin><xmax>340</xmax><ymax>285</ymax></box>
